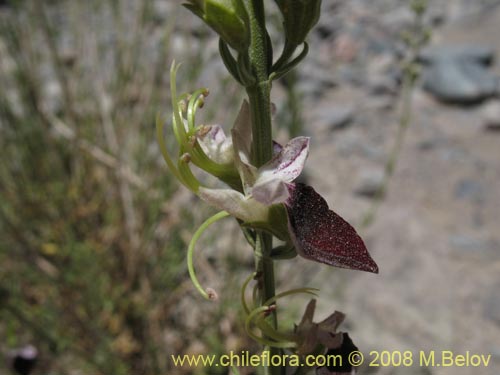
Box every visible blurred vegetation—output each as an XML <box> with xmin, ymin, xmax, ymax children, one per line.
<box><xmin>0</xmin><ymin>1</ymin><xmax>259</xmax><ymax>374</ymax></box>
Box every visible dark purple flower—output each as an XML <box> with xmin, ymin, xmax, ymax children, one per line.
<box><xmin>286</xmin><ymin>183</ymin><xmax>378</xmax><ymax>273</ymax></box>
<box><xmin>316</xmin><ymin>333</ymin><xmax>360</xmax><ymax>374</ymax></box>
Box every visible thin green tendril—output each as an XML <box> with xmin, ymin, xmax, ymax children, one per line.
<box><xmin>253</xmin><ymin>315</ymin><xmax>296</xmax><ymax>342</ymax></box>
<box><xmin>243</xmin><ymin>287</ymin><xmax>319</xmax><ymax>347</ymax></box>
<box><xmin>156</xmin><ymin>114</ymin><xmax>189</xmax><ymax>188</ymax></box>
<box><xmin>244</xmin><ymin>306</ymin><xmax>296</xmax><ymax>348</ymax></box>
<box><xmin>263</xmin><ymin>287</ymin><xmax>319</xmax><ymax>307</ymax></box>
<box><xmin>241</xmin><ymin>272</ymin><xmax>257</xmax><ymax>315</ymax></box>
<box><xmin>252</xmin><ymin>282</ymin><xmax>259</xmax><ymax>310</ymax></box>
<box><xmin>187</xmin><ymin>211</ymin><xmax>230</xmax><ymax>300</ymax></box>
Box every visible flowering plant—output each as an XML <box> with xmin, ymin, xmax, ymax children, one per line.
<box><xmin>159</xmin><ymin>74</ymin><xmax>378</xmax><ymax>274</ymax></box>
<box><xmin>157</xmin><ymin>1</ymin><xmax>378</xmax><ymax>373</ymax></box>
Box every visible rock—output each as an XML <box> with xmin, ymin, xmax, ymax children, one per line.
<box><xmin>454</xmin><ymin>179</ymin><xmax>485</xmax><ymax>202</ymax></box>
<box><xmin>483</xmin><ymin>283</ymin><xmax>500</xmax><ymax>325</ymax></box>
<box><xmin>417</xmin><ymin>137</ymin><xmax>448</xmax><ymax>151</ymax></box>
<box><xmin>363</xmin><ymin>95</ymin><xmax>394</xmax><ymax>111</ymax></box>
<box><xmin>422</xmin><ymin>58</ymin><xmax>497</xmax><ymax>104</ymax></box>
<box><xmin>366</xmin><ymin>54</ymin><xmax>399</xmax><ymax>95</ymax></box>
<box><xmin>427</xmin><ymin>4</ymin><xmax>447</xmax><ymax>27</ymax></box>
<box><xmin>449</xmin><ymin>235</ymin><xmax>495</xmax><ymax>255</ymax></box>
<box><xmin>299</xmin><ymin>62</ymin><xmax>338</xmax><ymax>97</ymax></box>
<box><xmin>313</xmin><ymin>105</ymin><xmax>354</xmax><ymax>131</ymax></box>
<box><xmin>354</xmin><ymin>168</ymin><xmax>384</xmax><ymax>198</ymax></box>
<box><xmin>313</xmin><ymin>9</ymin><xmax>340</xmax><ymax>40</ymax></box>
<box><xmin>337</xmin><ymin>65</ymin><xmax>366</xmax><ymax>86</ymax></box>
<box><xmin>298</xmin><ymin>52</ymin><xmax>338</xmax><ymax>98</ymax></box>
<box><xmin>481</xmin><ymin>100</ymin><xmax>500</xmax><ymax>131</ymax></box>
<box><xmin>420</xmin><ymin>45</ymin><xmax>498</xmax><ymax>104</ymax></box>
<box><xmin>382</xmin><ymin>6</ymin><xmax>414</xmax><ymax>31</ymax></box>
<box><xmin>367</xmin><ymin>74</ymin><xmax>399</xmax><ymax>96</ymax></box>
<box><xmin>335</xmin><ymin>137</ymin><xmax>381</xmax><ymax>159</ymax></box>
<box><xmin>333</xmin><ymin>33</ymin><xmax>359</xmax><ymax>62</ymax></box>
<box><xmin>420</xmin><ymin>45</ymin><xmax>495</xmax><ymax>66</ymax></box>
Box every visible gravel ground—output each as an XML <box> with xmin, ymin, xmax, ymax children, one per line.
<box><xmin>278</xmin><ymin>1</ymin><xmax>500</xmax><ymax>374</ymax></box>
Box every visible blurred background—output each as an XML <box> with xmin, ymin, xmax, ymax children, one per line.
<box><xmin>1</xmin><ymin>1</ymin><xmax>499</xmax><ymax>374</ymax></box>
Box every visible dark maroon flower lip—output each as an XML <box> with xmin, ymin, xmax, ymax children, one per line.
<box><xmin>285</xmin><ymin>183</ymin><xmax>379</xmax><ymax>273</ymax></box>
<box><xmin>319</xmin><ymin>333</ymin><xmax>360</xmax><ymax>373</ymax></box>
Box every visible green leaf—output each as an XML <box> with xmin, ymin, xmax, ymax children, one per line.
<box><xmin>270</xmin><ymin>243</ymin><xmax>297</xmax><ymax>260</ymax></box>
<box><xmin>274</xmin><ymin>0</ymin><xmax>322</xmax><ymax>45</ymax></box>
<box><xmin>198</xmin><ymin>0</ymin><xmax>250</xmax><ymax>51</ymax></box>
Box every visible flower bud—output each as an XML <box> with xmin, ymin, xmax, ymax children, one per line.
<box><xmin>184</xmin><ymin>0</ymin><xmax>249</xmax><ymax>52</ymax></box>
<box><xmin>274</xmin><ymin>0</ymin><xmax>322</xmax><ymax>45</ymax></box>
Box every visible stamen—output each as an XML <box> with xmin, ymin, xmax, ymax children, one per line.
<box><xmin>187</xmin><ymin>88</ymin><xmax>209</xmax><ymax>131</ymax></box>
<box><xmin>196</xmin><ymin>125</ymin><xmax>212</xmax><ymax>138</ymax></box>
<box><xmin>180</xmin><ymin>153</ymin><xmax>191</xmax><ymax>163</ymax></box>
<box><xmin>188</xmin><ymin>136</ymin><xmax>197</xmax><ymax>148</ymax></box>
<box><xmin>179</xmin><ymin>99</ymin><xmax>188</xmax><ymax>113</ymax></box>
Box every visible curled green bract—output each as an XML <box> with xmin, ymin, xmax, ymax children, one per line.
<box><xmin>187</xmin><ymin>211</ymin><xmax>230</xmax><ymax>301</ymax></box>
<box><xmin>240</xmin><ymin>275</ymin><xmax>318</xmax><ymax>349</ymax></box>
<box><xmin>157</xmin><ymin>62</ymin><xmax>241</xmax><ymax>193</ymax></box>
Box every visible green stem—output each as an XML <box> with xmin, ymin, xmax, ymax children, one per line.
<box><xmin>247</xmin><ymin>83</ymin><xmax>273</xmax><ymax>166</ymax></box>
<box><xmin>245</xmin><ymin>1</ymin><xmax>281</xmax><ymax>374</ymax></box>
<box><xmin>360</xmin><ymin>3</ymin><xmax>427</xmax><ymax>228</ymax></box>
<box><xmin>360</xmin><ymin>70</ymin><xmax>415</xmax><ymax>227</ymax></box>
<box><xmin>246</xmin><ymin>0</ymin><xmax>272</xmax><ymax>166</ymax></box>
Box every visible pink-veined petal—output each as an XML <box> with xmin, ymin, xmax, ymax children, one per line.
<box><xmin>286</xmin><ymin>184</ymin><xmax>378</xmax><ymax>273</ymax></box>
<box><xmin>272</xmin><ymin>140</ymin><xmax>283</xmax><ymax>155</ymax></box>
<box><xmin>197</xmin><ymin>124</ymin><xmax>234</xmax><ymax>164</ymax></box>
<box><xmin>252</xmin><ymin>179</ymin><xmax>290</xmax><ymax>206</ymax></box>
<box><xmin>256</xmin><ymin>137</ymin><xmax>309</xmax><ymax>185</ymax></box>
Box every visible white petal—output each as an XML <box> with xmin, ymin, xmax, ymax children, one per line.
<box><xmin>256</xmin><ymin>137</ymin><xmax>309</xmax><ymax>185</ymax></box>
<box><xmin>231</xmin><ymin>100</ymin><xmax>257</xmax><ymax>193</ymax></box>
<box><xmin>197</xmin><ymin>124</ymin><xmax>234</xmax><ymax>164</ymax></box>
<box><xmin>231</xmin><ymin>100</ymin><xmax>252</xmax><ymax>160</ymax></box>
<box><xmin>252</xmin><ymin>179</ymin><xmax>290</xmax><ymax>205</ymax></box>
<box><xmin>198</xmin><ymin>187</ymin><xmax>268</xmax><ymax>223</ymax></box>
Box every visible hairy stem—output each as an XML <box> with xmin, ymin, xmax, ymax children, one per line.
<box><xmin>245</xmin><ymin>1</ymin><xmax>281</xmax><ymax>374</ymax></box>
